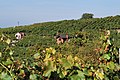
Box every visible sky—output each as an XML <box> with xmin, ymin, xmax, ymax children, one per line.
<box><xmin>0</xmin><ymin>0</ymin><xmax>120</xmax><ymax>28</ymax></box>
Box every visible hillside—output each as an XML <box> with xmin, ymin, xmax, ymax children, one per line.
<box><xmin>0</xmin><ymin>15</ymin><xmax>120</xmax><ymax>80</ymax></box>
<box><xmin>0</xmin><ymin>15</ymin><xmax>120</xmax><ymax>62</ymax></box>
<box><xmin>1</xmin><ymin>15</ymin><xmax>120</xmax><ymax>34</ymax></box>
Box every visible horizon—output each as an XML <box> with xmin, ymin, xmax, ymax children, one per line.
<box><xmin>0</xmin><ymin>14</ymin><xmax>119</xmax><ymax>29</ymax></box>
<box><xmin>0</xmin><ymin>0</ymin><xmax>120</xmax><ymax>28</ymax></box>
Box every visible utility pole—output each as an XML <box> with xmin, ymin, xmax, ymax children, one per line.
<box><xmin>18</xmin><ymin>21</ymin><xmax>19</xmax><ymax>26</ymax></box>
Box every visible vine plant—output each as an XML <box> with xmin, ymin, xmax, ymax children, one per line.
<box><xmin>0</xmin><ymin>31</ymin><xmax>120</xmax><ymax>80</ymax></box>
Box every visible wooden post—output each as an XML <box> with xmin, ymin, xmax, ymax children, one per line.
<box><xmin>119</xmin><ymin>48</ymin><xmax>120</xmax><ymax>64</ymax></box>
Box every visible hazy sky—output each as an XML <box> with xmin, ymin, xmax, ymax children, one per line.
<box><xmin>0</xmin><ymin>0</ymin><xmax>120</xmax><ymax>28</ymax></box>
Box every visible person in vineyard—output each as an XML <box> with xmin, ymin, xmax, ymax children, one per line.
<box><xmin>15</xmin><ymin>32</ymin><xmax>25</xmax><ymax>40</ymax></box>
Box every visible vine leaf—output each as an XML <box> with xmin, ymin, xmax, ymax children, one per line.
<box><xmin>2</xmin><ymin>58</ymin><xmax>13</xmax><ymax>66</ymax></box>
<box><xmin>70</xmin><ymin>70</ymin><xmax>85</xmax><ymax>80</ymax></box>
<box><xmin>30</xmin><ymin>74</ymin><xmax>37</xmax><ymax>80</ymax></box>
<box><xmin>5</xmin><ymin>38</ymin><xmax>11</xmax><ymax>44</ymax></box>
<box><xmin>107</xmin><ymin>61</ymin><xmax>115</xmax><ymax>70</ymax></box>
<box><xmin>67</xmin><ymin>55</ymin><xmax>74</xmax><ymax>66</ymax></box>
<box><xmin>9</xmin><ymin>50</ymin><xmax>13</xmax><ymax>56</ymax></box>
<box><xmin>33</xmin><ymin>53</ymin><xmax>40</xmax><ymax>59</ymax></box>
<box><xmin>0</xmin><ymin>72</ymin><xmax>12</xmax><ymax>80</ymax></box>
<box><xmin>43</xmin><ymin>61</ymin><xmax>56</xmax><ymax>78</ymax></box>
<box><xmin>77</xmin><ymin>70</ymin><xmax>85</xmax><ymax>80</ymax></box>
<box><xmin>95</xmin><ymin>71</ymin><xmax>104</xmax><ymax>80</ymax></box>
<box><xmin>60</xmin><ymin>58</ymin><xmax>72</xmax><ymax>69</ymax></box>
<box><xmin>102</xmin><ymin>53</ymin><xmax>111</xmax><ymax>60</ymax></box>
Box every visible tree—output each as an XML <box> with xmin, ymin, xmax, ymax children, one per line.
<box><xmin>81</xmin><ymin>13</ymin><xmax>94</xmax><ymax>19</ymax></box>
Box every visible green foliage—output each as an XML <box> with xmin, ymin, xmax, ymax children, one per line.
<box><xmin>81</xmin><ymin>13</ymin><xmax>94</xmax><ymax>19</ymax></box>
<box><xmin>0</xmin><ymin>72</ymin><xmax>12</xmax><ymax>80</ymax></box>
<box><xmin>0</xmin><ymin>15</ymin><xmax>120</xmax><ymax>79</ymax></box>
<box><xmin>0</xmin><ymin>33</ymin><xmax>120</xmax><ymax>80</ymax></box>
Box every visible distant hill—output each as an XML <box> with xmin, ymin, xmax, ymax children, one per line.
<box><xmin>0</xmin><ymin>15</ymin><xmax>120</xmax><ymax>35</ymax></box>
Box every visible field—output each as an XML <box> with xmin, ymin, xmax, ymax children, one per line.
<box><xmin>0</xmin><ymin>15</ymin><xmax>120</xmax><ymax>80</ymax></box>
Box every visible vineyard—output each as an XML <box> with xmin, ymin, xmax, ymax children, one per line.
<box><xmin>0</xmin><ymin>14</ymin><xmax>120</xmax><ymax>80</ymax></box>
